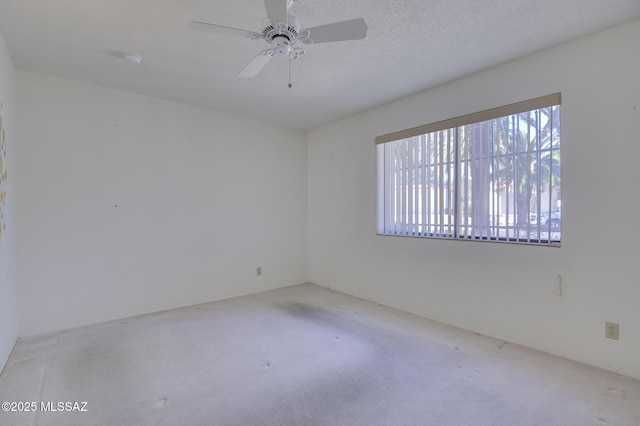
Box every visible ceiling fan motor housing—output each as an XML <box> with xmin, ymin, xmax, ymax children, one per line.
<box><xmin>261</xmin><ymin>15</ymin><xmax>300</xmax><ymax>50</ymax></box>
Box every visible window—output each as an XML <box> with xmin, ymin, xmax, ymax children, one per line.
<box><xmin>376</xmin><ymin>93</ymin><xmax>561</xmax><ymax>246</ymax></box>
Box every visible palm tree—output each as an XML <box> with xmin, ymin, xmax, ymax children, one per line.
<box><xmin>493</xmin><ymin>106</ymin><xmax>561</xmax><ymax>234</ymax></box>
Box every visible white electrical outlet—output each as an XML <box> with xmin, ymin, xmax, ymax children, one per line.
<box><xmin>605</xmin><ymin>322</ymin><xmax>619</xmax><ymax>340</ymax></box>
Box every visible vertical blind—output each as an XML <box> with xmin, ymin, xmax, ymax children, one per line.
<box><xmin>376</xmin><ymin>93</ymin><xmax>561</xmax><ymax>245</ymax></box>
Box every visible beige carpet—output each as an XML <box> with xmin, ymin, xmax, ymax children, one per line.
<box><xmin>1</xmin><ymin>283</ymin><xmax>639</xmax><ymax>425</ymax></box>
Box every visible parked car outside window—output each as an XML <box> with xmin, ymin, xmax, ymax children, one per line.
<box><xmin>540</xmin><ymin>207</ymin><xmax>561</xmax><ymax>230</ymax></box>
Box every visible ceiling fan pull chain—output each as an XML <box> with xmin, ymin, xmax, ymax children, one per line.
<box><xmin>288</xmin><ymin>55</ymin><xmax>293</xmax><ymax>88</ymax></box>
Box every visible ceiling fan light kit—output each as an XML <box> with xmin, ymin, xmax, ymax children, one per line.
<box><xmin>188</xmin><ymin>0</ymin><xmax>368</xmax><ymax>82</ymax></box>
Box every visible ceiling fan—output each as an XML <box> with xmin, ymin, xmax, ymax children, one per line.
<box><xmin>188</xmin><ymin>0</ymin><xmax>368</xmax><ymax>82</ymax></box>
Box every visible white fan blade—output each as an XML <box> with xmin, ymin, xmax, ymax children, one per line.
<box><xmin>239</xmin><ymin>53</ymin><xmax>272</xmax><ymax>78</ymax></box>
<box><xmin>300</xmin><ymin>18</ymin><xmax>368</xmax><ymax>44</ymax></box>
<box><xmin>264</xmin><ymin>0</ymin><xmax>288</xmax><ymax>24</ymax></box>
<box><xmin>188</xmin><ymin>21</ymin><xmax>262</xmax><ymax>40</ymax></box>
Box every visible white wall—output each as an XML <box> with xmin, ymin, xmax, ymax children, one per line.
<box><xmin>0</xmin><ymin>33</ymin><xmax>17</xmax><ymax>373</ymax></box>
<box><xmin>16</xmin><ymin>71</ymin><xmax>307</xmax><ymax>335</ymax></box>
<box><xmin>308</xmin><ymin>20</ymin><xmax>640</xmax><ymax>378</ymax></box>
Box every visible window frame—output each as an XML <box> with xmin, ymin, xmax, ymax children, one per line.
<box><xmin>376</xmin><ymin>93</ymin><xmax>562</xmax><ymax>246</ymax></box>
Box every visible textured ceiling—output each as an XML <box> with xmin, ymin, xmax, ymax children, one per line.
<box><xmin>1</xmin><ymin>0</ymin><xmax>639</xmax><ymax>130</ymax></box>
